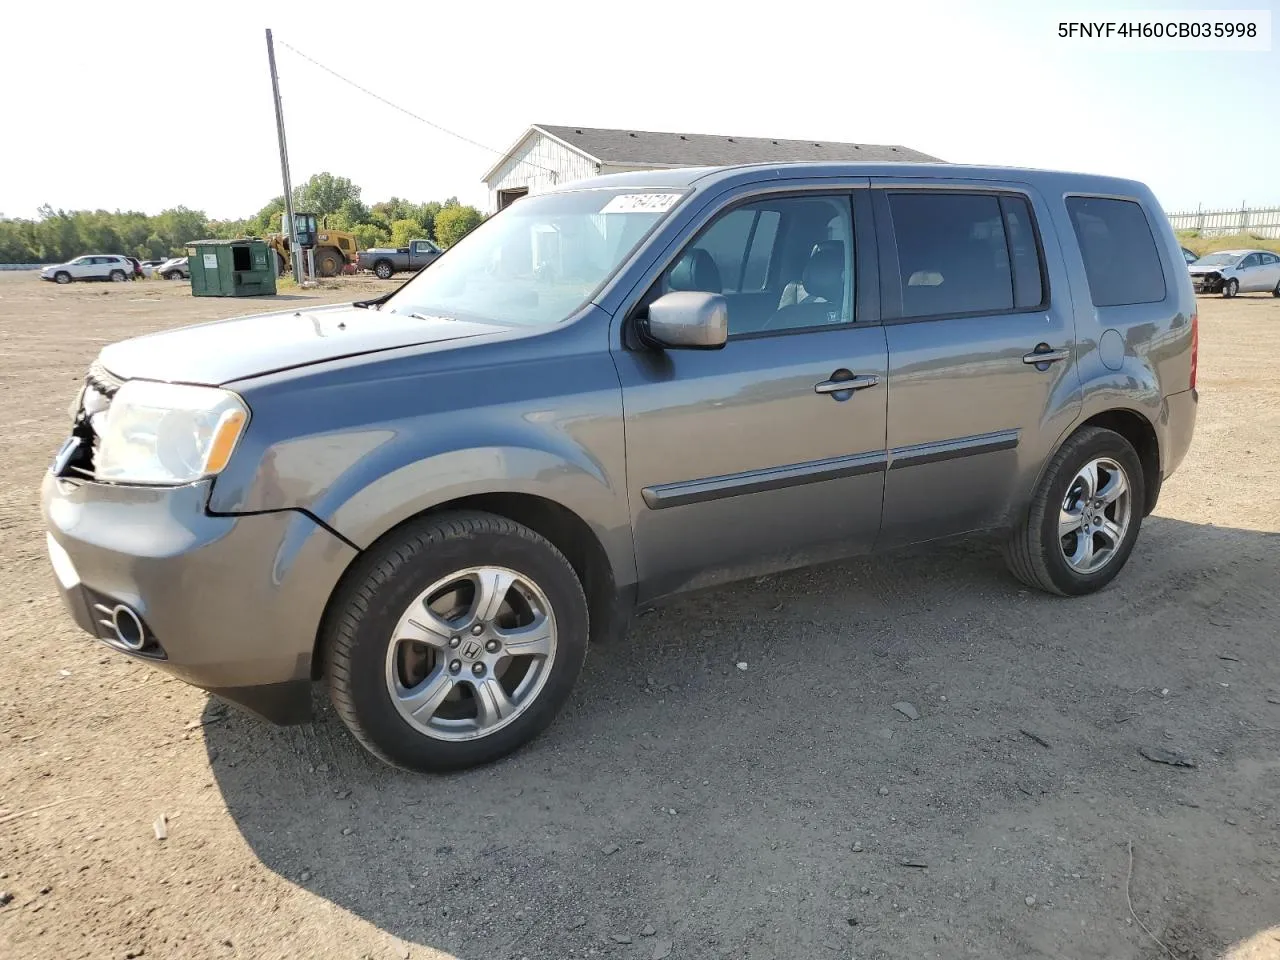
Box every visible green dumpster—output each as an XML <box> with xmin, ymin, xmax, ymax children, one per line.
<box><xmin>187</xmin><ymin>239</ymin><xmax>277</xmax><ymax>297</ymax></box>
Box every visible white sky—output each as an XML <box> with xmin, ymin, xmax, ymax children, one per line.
<box><xmin>2</xmin><ymin>0</ymin><xmax>1276</xmax><ymax>220</ymax></box>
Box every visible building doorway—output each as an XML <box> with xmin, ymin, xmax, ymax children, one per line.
<box><xmin>497</xmin><ymin>187</ymin><xmax>529</xmax><ymax>211</ymax></box>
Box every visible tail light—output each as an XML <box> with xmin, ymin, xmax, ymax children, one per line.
<box><xmin>1189</xmin><ymin>308</ymin><xmax>1198</xmax><ymax>390</ymax></box>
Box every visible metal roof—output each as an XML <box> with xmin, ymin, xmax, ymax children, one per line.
<box><xmin>481</xmin><ymin>125</ymin><xmax>942</xmax><ymax>182</ymax></box>
<box><xmin>536</xmin><ymin>124</ymin><xmax>941</xmax><ymax>167</ymax></box>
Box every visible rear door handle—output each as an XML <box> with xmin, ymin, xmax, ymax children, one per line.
<box><xmin>1022</xmin><ymin>346</ymin><xmax>1070</xmax><ymax>365</ymax></box>
<box><xmin>815</xmin><ymin>374</ymin><xmax>881</xmax><ymax>395</ymax></box>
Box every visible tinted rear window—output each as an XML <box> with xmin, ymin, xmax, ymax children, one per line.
<box><xmin>888</xmin><ymin>192</ymin><xmax>1014</xmax><ymax>318</ymax></box>
<box><xmin>1065</xmin><ymin>197</ymin><xmax>1166</xmax><ymax>307</ymax></box>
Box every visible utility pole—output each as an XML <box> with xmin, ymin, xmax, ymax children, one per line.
<box><xmin>265</xmin><ymin>28</ymin><xmax>304</xmax><ymax>282</ymax></box>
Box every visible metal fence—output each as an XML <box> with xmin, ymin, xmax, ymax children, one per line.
<box><xmin>1166</xmin><ymin>206</ymin><xmax>1280</xmax><ymax>239</ymax></box>
<box><xmin>0</xmin><ymin>263</ymin><xmax>43</xmax><ymax>271</ymax></box>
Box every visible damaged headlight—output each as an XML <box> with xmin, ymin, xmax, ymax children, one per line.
<box><xmin>95</xmin><ymin>381</ymin><xmax>250</xmax><ymax>485</ymax></box>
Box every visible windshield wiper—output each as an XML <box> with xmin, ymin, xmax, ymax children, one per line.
<box><xmin>352</xmin><ymin>292</ymin><xmax>390</xmax><ymax>310</ymax></box>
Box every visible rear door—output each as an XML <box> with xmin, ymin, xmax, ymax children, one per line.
<box><xmin>614</xmin><ymin>183</ymin><xmax>889</xmax><ymax>601</ymax></box>
<box><xmin>872</xmin><ymin>181</ymin><xmax>1080</xmax><ymax>548</ymax></box>
<box><xmin>1259</xmin><ymin>252</ymin><xmax>1280</xmax><ymax>291</ymax></box>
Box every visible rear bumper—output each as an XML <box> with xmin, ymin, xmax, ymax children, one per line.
<box><xmin>42</xmin><ymin>473</ymin><xmax>358</xmax><ymax>724</ymax></box>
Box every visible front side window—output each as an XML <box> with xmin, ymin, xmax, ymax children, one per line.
<box><xmin>384</xmin><ymin>188</ymin><xmax>682</xmax><ymax>326</ymax></box>
<box><xmin>1065</xmin><ymin>196</ymin><xmax>1166</xmax><ymax>307</ymax></box>
<box><xmin>1240</xmin><ymin>253</ymin><xmax>1262</xmax><ymax>268</ymax></box>
<box><xmin>652</xmin><ymin>194</ymin><xmax>855</xmax><ymax>336</ymax></box>
<box><xmin>888</xmin><ymin>192</ymin><xmax>1019</xmax><ymax>318</ymax></box>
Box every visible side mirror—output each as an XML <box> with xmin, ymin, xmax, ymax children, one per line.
<box><xmin>643</xmin><ymin>291</ymin><xmax>728</xmax><ymax>350</ymax></box>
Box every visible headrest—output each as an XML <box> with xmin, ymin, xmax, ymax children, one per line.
<box><xmin>798</xmin><ymin>239</ymin><xmax>849</xmax><ymax>302</ymax></box>
<box><xmin>669</xmin><ymin>248</ymin><xmax>723</xmax><ymax>293</ymax></box>
<box><xmin>802</xmin><ymin>240</ymin><xmax>845</xmax><ymax>303</ymax></box>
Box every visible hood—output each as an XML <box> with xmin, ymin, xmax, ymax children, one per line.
<box><xmin>1188</xmin><ymin>264</ymin><xmax>1232</xmax><ymax>274</ymax></box>
<box><xmin>98</xmin><ymin>303</ymin><xmax>508</xmax><ymax>385</ymax></box>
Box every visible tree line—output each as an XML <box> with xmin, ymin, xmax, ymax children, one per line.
<box><xmin>0</xmin><ymin>172</ymin><xmax>486</xmax><ymax>264</ymax></box>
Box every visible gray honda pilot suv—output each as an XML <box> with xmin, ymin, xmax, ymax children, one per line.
<box><xmin>42</xmin><ymin>163</ymin><xmax>1198</xmax><ymax>772</ymax></box>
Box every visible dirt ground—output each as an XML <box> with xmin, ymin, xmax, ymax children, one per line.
<box><xmin>1</xmin><ymin>271</ymin><xmax>1278</xmax><ymax>960</ymax></box>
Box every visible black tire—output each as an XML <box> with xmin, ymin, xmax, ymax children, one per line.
<box><xmin>315</xmin><ymin>247</ymin><xmax>342</xmax><ymax>277</ymax></box>
<box><xmin>1003</xmin><ymin>426</ymin><xmax>1145</xmax><ymax>597</ymax></box>
<box><xmin>1272</xmin><ymin>280</ymin><xmax>1279</xmax><ymax>298</ymax></box>
<box><xmin>54</xmin><ymin>271</ymin><xmax>71</xmax><ymax>284</ymax></box>
<box><xmin>323</xmin><ymin>511</ymin><xmax>589</xmax><ymax>772</ymax></box>
<box><xmin>109</xmin><ymin>269</ymin><xmax>126</xmax><ymax>282</ymax></box>
<box><xmin>374</xmin><ymin>260</ymin><xmax>394</xmax><ymax>280</ymax></box>
<box><xmin>1222</xmin><ymin>278</ymin><xmax>1239</xmax><ymax>298</ymax></box>
<box><xmin>162</xmin><ymin>271</ymin><xmax>177</xmax><ymax>280</ymax></box>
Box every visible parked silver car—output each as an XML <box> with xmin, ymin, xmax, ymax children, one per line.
<box><xmin>1188</xmin><ymin>248</ymin><xmax>1280</xmax><ymax>297</ymax></box>
<box><xmin>40</xmin><ymin>255</ymin><xmax>134</xmax><ymax>284</ymax></box>
<box><xmin>156</xmin><ymin>256</ymin><xmax>189</xmax><ymax>280</ymax></box>
<box><xmin>42</xmin><ymin>162</ymin><xmax>1198</xmax><ymax>772</ymax></box>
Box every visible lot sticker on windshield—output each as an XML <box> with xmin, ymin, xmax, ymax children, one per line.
<box><xmin>600</xmin><ymin>193</ymin><xmax>682</xmax><ymax>215</ymax></box>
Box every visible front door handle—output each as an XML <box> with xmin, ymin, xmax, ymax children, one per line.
<box><xmin>1022</xmin><ymin>345</ymin><xmax>1070</xmax><ymax>365</ymax></box>
<box><xmin>815</xmin><ymin>373</ymin><xmax>881</xmax><ymax>395</ymax></box>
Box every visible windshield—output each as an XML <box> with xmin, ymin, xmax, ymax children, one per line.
<box><xmin>1194</xmin><ymin>252</ymin><xmax>1243</xmax><ymax>266</ymax></box>
<box><xmin>382</xmin><ymin>188</ymin><xmax>685</xmax><ymax>326</ymax></box>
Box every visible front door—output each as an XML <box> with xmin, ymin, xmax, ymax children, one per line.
<box><xmin>872</xmin><ymin>183</ymin><xmax>1080</xmax><ymax>547</ymax></box>
<box><xmin>614</xmin><ymin>188</ymin><xmax>889</xmax><ymax>601</ymax></box>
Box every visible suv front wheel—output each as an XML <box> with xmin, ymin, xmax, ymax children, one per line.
<box><xmin>323</xmin><ymin>511</ymin><xmax>589</xmax><ymax>772</ymax></box>
<box><xmin>1004</xmin><ymin>426</ymin><xmax>1145</xmax><ymax>596</ymax></box>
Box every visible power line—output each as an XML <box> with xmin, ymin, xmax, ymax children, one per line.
<box><xmin>275</xmin><ymin>40</ymin><xmax>559</xmax><ymax>180</ymax></box>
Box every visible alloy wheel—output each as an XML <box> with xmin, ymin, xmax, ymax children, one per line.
<box><xmin>1058</xmin><ymin>457</ymin><xmax>1132</xmax><ymax>573</ymax></box>
<box><xmin>384</xmin><ymin>566</ymin><xmax>557</xmax><ymax>741</ymax></box>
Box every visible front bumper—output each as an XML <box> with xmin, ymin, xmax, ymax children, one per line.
<box><xmin>42</xmin><ymin>473</ymin><xmax>358</xmax><ymax>723</ymax></box>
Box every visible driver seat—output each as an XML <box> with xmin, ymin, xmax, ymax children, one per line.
<box><xmin>764</xmin><ymin>241</ymin><xmax>846</xmax><ymax>329</ymax></box>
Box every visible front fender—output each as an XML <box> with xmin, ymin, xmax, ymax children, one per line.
<box><xmin>327</xmin><ymin>443</ymin><xmax>633</xmax><ymax>571</ymax></box>
<box><xmin>207</xmin><ymin>318</ymin><xmax>636</xmax><ymax>588</ymax></box>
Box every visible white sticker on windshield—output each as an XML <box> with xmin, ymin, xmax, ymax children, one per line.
<box><xmin>599</xmin><ymin>193</ymin><xmax>682</xmax><ymax>215</ymax></box>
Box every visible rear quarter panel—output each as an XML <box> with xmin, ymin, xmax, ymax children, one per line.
<box><xmin>1039</xmin><ymin>175</ymin><xmax>1196</xmax><ymax>478</ymax></box>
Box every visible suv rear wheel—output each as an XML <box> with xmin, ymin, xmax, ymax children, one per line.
<box><xmin>323</xmin><ymin>511</ymin><xmax>589</xmax><ymax>772</ymax></box>
<box><xmin>1003</xmin><ymin>426</ymin><xmax>1145</xmax><ymax>596</ymax></box>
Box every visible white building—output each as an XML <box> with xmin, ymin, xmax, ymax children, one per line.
<box><xmin>481</xmin><ymin>124</ymin><xmax>941</xmax><ymax>212</ymax></box>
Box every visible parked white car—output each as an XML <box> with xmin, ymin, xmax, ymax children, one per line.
<box><xmin>1188</xmin><ymin>248</ymin><xmax>1280</xmax><ymax>298</ymax></box>
<box><xmin>40</xmin><ymin>255</ymin><xmax>135</xmax><ymax>284</ymax></box>
<box><xmin>140</xmin><ymin>258</ymin><xmax>168</xmax><ymax>279</ymax></box>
